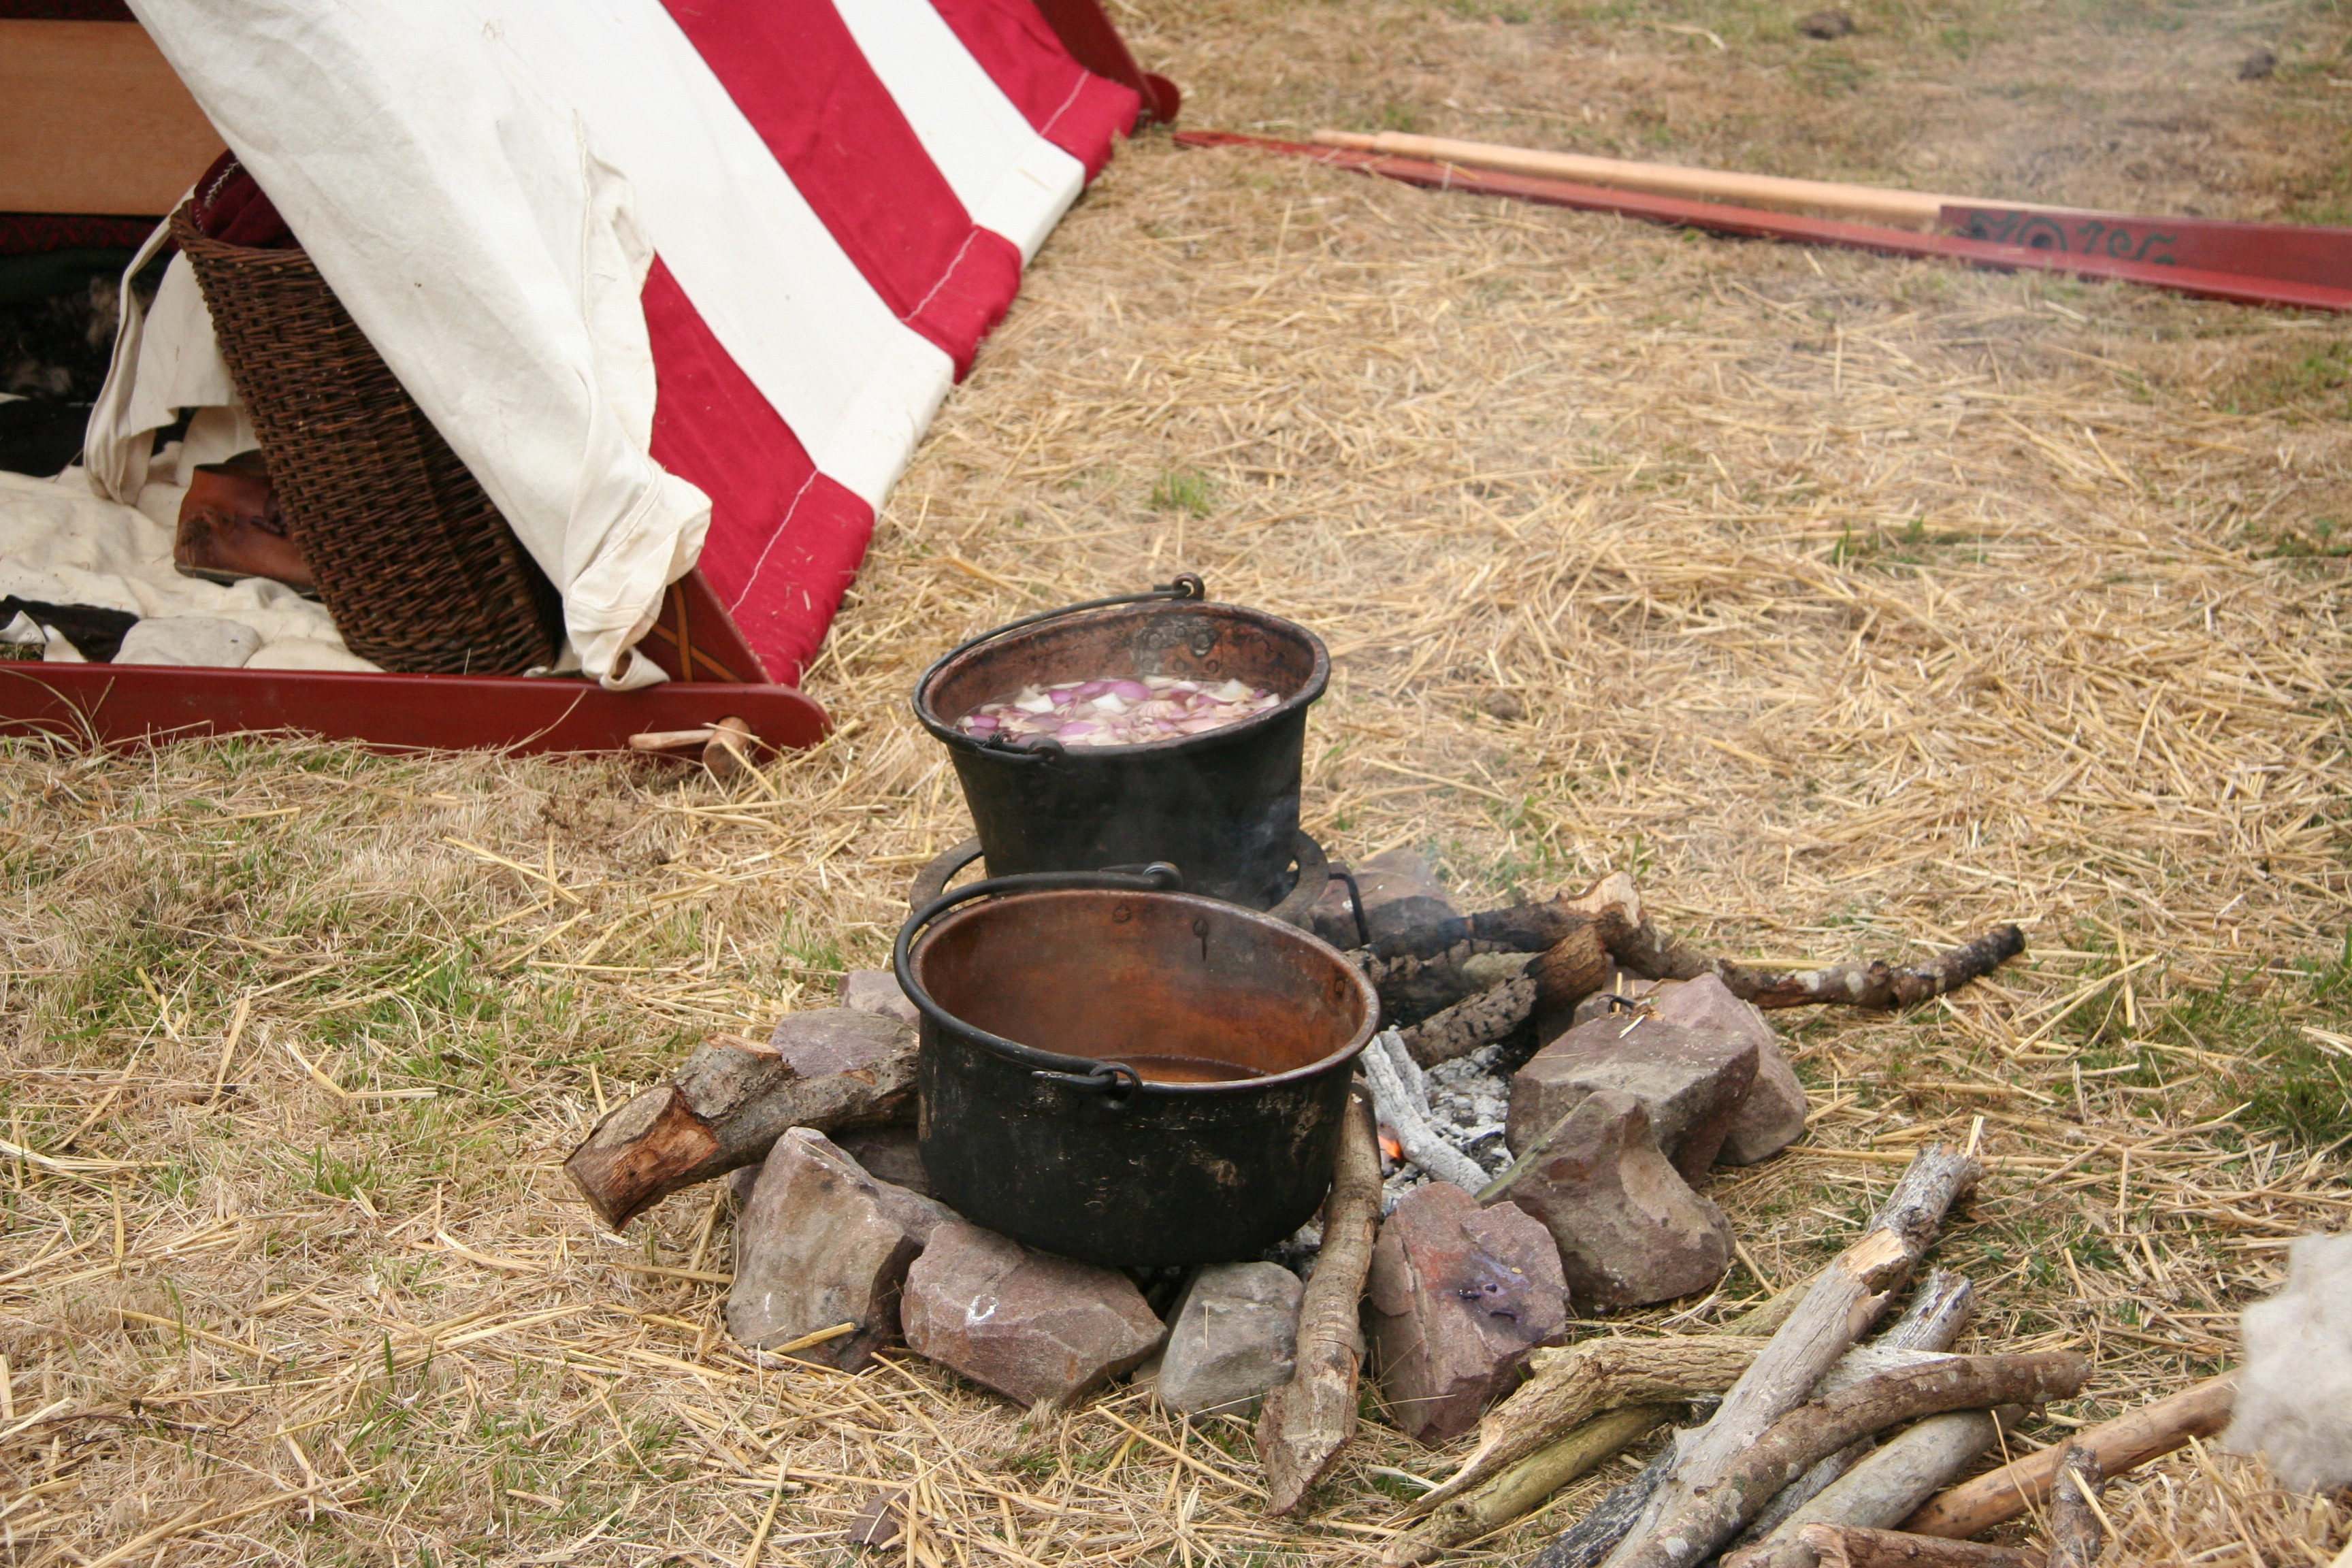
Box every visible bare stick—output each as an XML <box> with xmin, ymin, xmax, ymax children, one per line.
<box><xmin>1609</xmin><ymin>924</ymin><xmax>2026</xmax><ymax>1011</ymax></box>
<box><xmin>1599</xmin><ymin>1146</ymin><xmax>1981</xmax><ymax>1566</ymax></box>
<box><xmin>1384</xmin><ymin>1405</ymin><xmax>1676</xmax><ymax>1567</ymax></box>
<box><xmin>1258</xmin><ymin>1084</ymin><xmax>1383</xmax><ymax>1515</ymax></box>
<box><xmin>1724</xmin><ymin>1410</ymin><xmax>2010</xmax><ymax>1568</ymax></box>
<box><xmin>564</xmin><ymin>1011</ymin><xmax>917</xmax><ymax>1229</ymax></box>
<box><xmin>1402</xmin><ymin>1337</ymin><xmax>1769</xmax><ymax>1516</ymax></box>
<box><xmin>1801</xmin><ymin>1526</ymin><xmax>2044</xmax><ymax>1568</ymax></box>
<box><xmin>1610</xmin><ymin>1352</ymin><xmax>2090</xmax><ymax>1568</ymax></box>
<box><xmin>1902</xmin><ymin>1374</ymin><xmax>2236</xmax><ymax>1539</ymax></box>
<box><xmin>1730</xmin><ymin>1273</ymin><xmax>1978</xmax><ymax>1554</ymax></box>
<box><xmin>1535</xmin><ymin>1446</ymin><xmax>1678</xmax><ymax>1568</ymax></box>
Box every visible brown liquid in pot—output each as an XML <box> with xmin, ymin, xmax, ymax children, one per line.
<box><xmin>1107</xmin><ymin>1054</ymin><xmax>1264</xmax><ymax>1084</ymax></box>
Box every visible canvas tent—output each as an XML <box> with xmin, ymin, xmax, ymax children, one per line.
<box><xmin>0</xmin><ymin>0</ymin><xmax>1169</xmax><ymax>750</ymax></box>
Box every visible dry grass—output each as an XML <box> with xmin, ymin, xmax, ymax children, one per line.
<box><xmin>9</xmin><ymin>0</ymin><xmax>2352</xmax><ymax>1562</ymax></box>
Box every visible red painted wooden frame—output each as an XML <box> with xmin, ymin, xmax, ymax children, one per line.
<box><xmin>0</xmin><ymin>0</ymin><xmax>1167</xmax><ymax>757</ymax></box>
<box><xmin>0</xmin><ymin>569</ymin><xmax>828</xmax><ymax>755</ymax></box>
<box><xmin>1178</xmin><ymin>132</ymin><xmax>2352</xmax><ymax>314</ymax></box>
<box><xmin>1028</xmin><ymin>0</ymin><xmax>1179</xmax><ymax>125</ymax></box>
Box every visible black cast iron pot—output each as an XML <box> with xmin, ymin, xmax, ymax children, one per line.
<box><xmin>911</xmin><ymin>577</ymin><xmax>1329</xmax><ymax>911</ymax></box>
<box><xmin>893</xmin><ymin>864</ymin><xmax>1379</xmax><ymax>1267</ymax></box>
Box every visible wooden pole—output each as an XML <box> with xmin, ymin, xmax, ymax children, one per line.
<box><xmin>1309</xmin><ymin>130</ymin><xmax>2001</xmax><ymax>231</ymax></box>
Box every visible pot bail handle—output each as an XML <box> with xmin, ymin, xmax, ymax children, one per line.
<box><xmin>892</xmin><ymin>864</ymin><xmax>1183</xmax><ymax>1104</ymax></box>
<box><xmin>928</xmin><ymin>573</ymin><xmax>1206</xmax><ymax>674</ymax></box>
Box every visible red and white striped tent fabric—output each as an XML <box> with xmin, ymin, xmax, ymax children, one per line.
<box><xmin>114</xmin><ymin>0</ymin><xmax>1143</xmax><ymax>689</ymax></box>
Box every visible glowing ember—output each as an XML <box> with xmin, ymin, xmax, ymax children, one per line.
<box><xmin>956</xmin><ymin>675</ymin><xmax>1279</xmax><ymax>748</ymax></box>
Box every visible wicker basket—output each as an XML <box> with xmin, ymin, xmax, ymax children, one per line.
<box><xmin>169</xmin><ymin>204</ymin><xmax>559</xmax><ymax>675</ymax></box>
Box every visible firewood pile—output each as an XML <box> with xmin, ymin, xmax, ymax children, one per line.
<box><xmin>557</xmin><ymin>857</ymin><xmax>2242</xmax><ymax>1568</ymax></box>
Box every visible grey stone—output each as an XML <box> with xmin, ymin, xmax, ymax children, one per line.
<box><xmin>1156</xmin><ymin>1262</ymin><xmax>1303</xmax><ymax>1417</ymax></box>
<box><xmin>1486</xmin><ymin>1089</ymin><xmax>1733</xmax><ymax>1310</ymax></box>
<box><xmin>726</xmin><ymin>1128</ymin><xmax>951</xmax><ymax>1369</ymax></box>
<box><xmin>1313</xmin><ymin>848</ymin><xmax>1458</xmax><ymax>947</ymax></box>
<box><xmin>1367</xmin><ymin>1182</ymin><xmax>1569</xmax><ymax>1445</ymax></box>
<box><xmin>901</xmin><ymin>1221</ymin><xmax>1165</xmax><ymax>1409</ymax></box>
<box><xmin>839</xmin><ymin>968</ymin><xmax>919</xmax><ymax>1027</ymax></box>
<box><xmin>114</xmin><ymin>615</ymin><xmax>261</xmax><ymax>669</ymax></box>
<box><xmin>1650</xmin><ymin>975</ymin><xmax>1809</xmax><ymax>1164</ymax></box>
<box><xmin>1507</xmin><ymin>1015</ymin><xmax>1757</xmax><ymax>1181</ymax></box>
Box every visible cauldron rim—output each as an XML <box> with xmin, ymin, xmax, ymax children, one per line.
<box><xmin>909</xmin><ymin>598</ymin><xmax>1331</xmax><ymax>760</ymax></box>
<box><xmin>906</xmin><ymin>885</ymin><xmax>1378</xmax><ymax>1097</ymax></box>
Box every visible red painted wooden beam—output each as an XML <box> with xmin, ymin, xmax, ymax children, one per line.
<box><xmin>1943</xmin><ymin>205</ymin><xmax>2352</xmax><ymax>291</ymax></box>
<box><xmin>0</xmin><ymin>660</ymin><xmax>829</xmax><ymax>757</ymax></box>
<box><xmin>1175</xmin><ymin>131</ymin><xmax>2352</xmax><ymax>313</ymax></box>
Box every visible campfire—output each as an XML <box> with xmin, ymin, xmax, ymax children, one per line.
<box><xmin>547</xmin><ymin>581</ymin><xmax>2222</xmax><ymax>1568</ymax></box>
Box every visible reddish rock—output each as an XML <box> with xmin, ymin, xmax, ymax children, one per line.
<box><xmin>1313</xmin><ymin>847</ymin><xmax>1458</xmax><ymax>947</ymax></box>
<box><xmin>838</xmin><ymin>968</ymin><xmax>919</xmax><ymax>1027</ymax></box>
<box><xmin>901</xmin><ymin>1222</ymin><xmax>1166</xmax><ymax>1409</ymax></box>
<box><xmin>832</xmin><ymin>1124</ymin><xmax>933</xmax><ymax>1197</ymax></box>
<box><xmin>1650</xmin><ymin>975</ymin><xmax>1809</xmax><ymax>1164</ymax></box>
<box><xmin>1367</xmin><ymin>1182</ymin><xmax>1569</xmax><ymax>1446</ymax></box>
<box><xmin>770</xmin><ymin>1006</ymin><xmax>911</xmax><ymax>1079</ymax></box>
<box><xmin>1507</xmin><ymin>1015</ymin><xmax>1757</xmax><ymax>1181</ymax></box>
<box><xmin>727</xmin><ymin>1128</ymin><xmax>951</xmax><ymax>1369</ymax></box>
<box><xmin>1486</xmin><ymin>1090</ymin><xmax>1733</xmax><ymax>1309</ymax></box>
<box><xmin>1565</xmin><ymin>969</ymin><xmax>1665</xmax><ymax>1032</ymax></box>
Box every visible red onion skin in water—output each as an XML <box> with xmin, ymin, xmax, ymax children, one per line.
<box><xmin>955</xmin><ymin>675</ymin><xmax>1279</xmax><ymax>748</ymax></box>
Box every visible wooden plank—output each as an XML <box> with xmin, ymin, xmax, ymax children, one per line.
<box><xmin>0</xmin><ymin>20</ymin><xmax>223</xmax><ymax>216</ymax></box>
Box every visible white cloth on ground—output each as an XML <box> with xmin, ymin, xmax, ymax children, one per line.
<box><xmin>0</xmin><ymin>465</ymin><xmax>372</xmax><ymax>670</ymax></box>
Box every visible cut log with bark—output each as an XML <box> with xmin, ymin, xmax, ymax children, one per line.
<box><xmin>1401</xmin><ymin>1337</ymin><xmax>1769</xmax><ymax>1516</ymax></box>
<box><xmin>1605</xmin><ymin>1350</ymin><xmax>2090</xmax><ymax>1568</ymax></box>
<box><xmin>1258</xmin><ymin>1084</ymin><xmax>1384</xmax><ymax>1516</ymax></box>
<box><xmin>1384</xmin><ymin>1405</ymin><xmax>1676</xmax><ymax>1567</ymax></box>
<box><xmin>1729</xmin><ymin>1272</ymin><xmax>1978</xmax><ymax>1555</ymax></box>
<box><xmin>1799</xmin><ymin>1526</ymin><xmax>2044</xmax><ymax>1568</ymax></box>
<box><xmin>564</xmin><ymin>1011</ymin><xmax>917</xmax><ymax>1229</ymax></box>
<box><xmin>1901</xmin><ymin>1374</ymin><xmax>2237</xmax><ymax>1539</ymax></box>
<box><xmin>1597</xmin><ymin>1146</ymin><xmax>1982</xmax><ymax>1566</ymax></box>
<box><xmin>2044</xmin><ymin>1446</ymin><xmax>2104</xmax><ymax>1568</ymax></box>
<box><xmin>1607</xmin><ymin>921</ymin><xmax>2026</xmax><ymax>1012</ymax></box>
